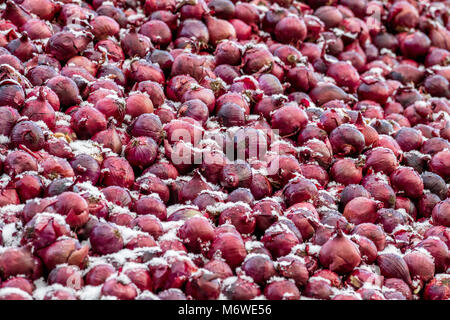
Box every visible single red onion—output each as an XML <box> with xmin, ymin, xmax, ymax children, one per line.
<box><xmin>90</xmin><ymin>222</ymin><xmax>124</xmax><ymax>255</ymax></box>
<box><xmin>121</xmin><ymin>28</ymin><xmax>152</xmax><ymax>58</ymax></box>
<box><xmin>10</xmin><ymin>121</ymin><xmax>45</xmax><ymax>151</ymax></box>
<box><xmin>424</xmin><ymin>275</ymin><xmax>450</xmax><ymax>300</ymax></box>
<box><xmin>329</xmin><ymin>124</ymin><xmax>365</xmax><ymax>156</ymax></box>
<box><xmin>330</xmin><ymin>158</ymin><xmax>363</xmax><ymax>185</ymax></box>
<box><xmin>219</xmin><ymin>205</ymin><xmax>256</xmax><ymax>235</ymax></box>
<box><xmin>0</xmin><ymin>79</ymin><xmax>25</xmax><ymax>110</ymax></box>
<box><xmin>185</xmin><ymin>270</ymin><xmax>221</xmax><ymax>300</ymax></box>
<box><xmin>343</xmin><ymin>197</ymin><xmax>379</xmax><ymax>225</ymax></box>
<box><xmin>178</xmin><ymin>216</ymin><xmax>215</xmax><ymax>253</ymax></box>
<box><xmin>353</xmin><ymin>223</ymin><xmax>386</xmax><ymax>251</ymax></box>
<box><xmin>432</xmin><ymin>199</ymin><xmax>450</xmax><ymax>227</ymax></box>
<box><xmin>377</xmin><ymin>253</ymin><xmax>412</xmax><ymax>285</ymax></box>
<box><xmin>124</xmin><ymin>136</ymin><xmax>158</xmax><ymax>170</ymax></box>
<box><xmin>390</xmin><ymin>167</ymin><xmax>424</xmax><ymax>199</ymax></box>
<box><xmin>208</xmin><ymin>233</ymin><xmax>246</xmax><ymax>269</ymax></box>
<box><xmin>0</xmin><ymin>248</ymin><xmax>35</xmax><ymax>279</ymax></box>
<box><xmin>92</xmin><ymin>126</ymin><xmax>123</xmax><ymax>155</ymax></box>
<box><xmin>134</xmin><ymin>174</ymin><xmax>170</xmax><ymax>203</ymax></box>
<box><xmin>264</xmin><ymin>280</ymin><xmax>300</xmax><ymax>300</ymax></box>
<box><xmin>101</xmin><ymin>278</ymin><xmax>138</xmax><ymax>300</ymax></box>
<box><xmin>37</xmin><ymin>238</ymin><xmax>88</xmax><ymax>270</ymax></box>
<box><xmin>204</xmin><ymin>16</ymin><xmax>236</xmax><ymax>45</ymax></box>
<box><xmin>101</xmin><ymin>156</ymin><xmax>135</xmax><ymax>189</ymax></box>
<box><xmin>129</xmin><ymin>113</ymin><xmax>163</xmax><ymax>143</ymax></box>
<box><xmin>429</xmin><ymin>150</ymin><xmax>450</xmax><ymax>180</ymax></box>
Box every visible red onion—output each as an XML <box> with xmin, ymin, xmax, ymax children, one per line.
<box><xmin>330</xmin><ymin>158</ymin><xmax>362</xmax><ymax>185</ymax></box>
<box><xmin>209</xmin><ymin>233</ymin><xmax>246</xmax><ymax>269</ymax></box>
<box><xmin>11</xmin><ymin>121</ymin><xmax>45</xmax><ymax>151</ymax></box>
<box><xmin>124</xmin><ymin>136</ymin><xmax>158</xmax><ymax>170</ymax></box>
<box><xmin>70</xmin><ymin>106</ymin><xmax>107</xmax><ymax>139</ymax></box>
<box><xmin>121</xmin><ymin>28</ymin><xmax>152</xmax><ymax>58</ymax></box>
<box><xmin>178</xmin><ymin>217</ymin><xmax>215</xmax><ymax>254</ymax></box>
<box><xmin>274</xmin><ymin>15</ymin><xmax>306</xmax><ymax>44</ymax></box>
<box><xmin>353</xmin><ymin>223</ymin><xmax>386</xmax><ymax>251</ymax></box>
<box><xmin>390</xmin><ymin>167</ymin><xmax>424</xmax><ymax>199</ymax></box>
<box><xmin>135</xmin><ymin>174</ymin><xmax>170</xmax><ymax>203</ymax></box>
<box><xmin>364</xmin><ymin>147</ymin><xmax>399</xmax><ymax>175</ymax></box>
<box><xmin>129</xmin><ymin>113</ymin><xmax>163</xmax><ymax>143</ymax></box>
<box><xmin>46</xmin><ymin>76</ymin><xmax>81</xmax><ymax>110</ymax></box>
<box><xmin>264</xmin><ymin>280</ymin><xmax>300</xmax><ymax>300</ymax></box>
<box><xmin>0</xmin><ymin>79</ymin><xmax>25</xmax><ymax>110</ymax></box>
<box><xmin>157</xmin><ymin>289</ymin><xmax>186</xmax><ymax>300</ymax></box>
<box><xmin>145</xmin><ymin>162</ymin><xmax>179</xmax><ymax>180</ymax></box>
<box><xmin>283</xmin><ymin>178</ymin><xmax>319</xmax><ymax>207</ymax></box>
<box><xmin>220</xmin><ymin>161</ymin><xmax>252</xmax><ymax>190</ymax></box>
<box><xmin>329</xmin><ymin>124</ymin><xmax>365</xmax><ymax>156</ymax></box>
<box><xmin>179</xmin><ymin>171</ymin><xmax>211</xmax><ymax>203</ymax></box>
<box><xmin>101</xmin><ymin>156</ymin><xmax>135</xmax><ymax>189</ymax></box>
<box><xmin>424</xmin><ymin>275</ymin><xmax>450</xmax><ymax>300</ymax></box>
<box><xmin>92</xmin><ymin>126</ymin><xmax>123</xmax><ymax>155</ymax></box>
<box><xmin>429</xmin><ymin>150</ymin><xmax>450</xmax><ymax>180</ymax></box>
<box><xmin>216</xmin><ymin>92</ymin><xmax>250</xmax><ymax>114</ymax></box>
<box><xmin>205</xmin><ymin>16</ymin><xmax>236</xmax><ymax>45</ymax></box>
<box><xmin>250</xmin><ymin>174</ymin><xmax>273</xmax><ymax>201</ymax></box>
<box><xmin>133</xmin><ymin>81</ymin><xmax>165</xmax><ymax>108</ymax></box>
<box><xmin>0</xmin><ymin>106</ymin><xmax>20</xmax><ymax>136</ymax></box>
<box><xmin>418</xmin><ymin>193</ymin><xmax>441</xmax><ymax>218</ymax></box>
<box><xmin>179</xmin><ymin>0</ymin><xmax>207</xmax><ymax>19</ymax></box>
<box><xmin>319</xmin><ymin>228</ymin><xmax>361</xmax><ymax>274</ymax></box>
<box><xmin>400</xmin><ymin>31</ymin><xmax>431</xmax><ymax>59</ymax></box>
<box><xmin>404</xmin><ymin>250</ymin><xmax>435</xmax><ymax>287</ymax></box>
<box><xmin>178</xmin><ymin>19</ymin><xmax>209</xmax><ymax>44</ymax></box>
<box><xmin>37</xmin><ymin>238</ymin><xmax>88</xmax><ymax>270</ymax></box>
<box><xmin>222</xmin><ymin>276</ymin><xmax>261</xmax><ymax>300</ymax></box>
<box><xmin>219</xmin><ymin>204</ymin><xmax>256</xmax><ymax>235</ymax></box>
<box><xmin>215</xmin><ymin>41</ymin><xmax>241</xmax><ymax>66</ymax></box>
<box><xmin>0</xmin><ymin>248</ymin><xmax>35</xmax><ymax>279</ymax></box>
<box><xmin>22</xmin><ymin>88</ymin><xmax>56</xmax><ymax>129</ymax></box>
<box><xmin>46</xmin><ymin>32</ymin><xmax>85</xmax><ymax>62</ymax></box>
<box><xmin>182</xmin><ymin>87</ymin><xmax>215</xmax><ymax>113</ymax></box>
<box><xmin>0</xmin><ymin>277</ymin><xmax>35</xmax><ymax>296</ymax></box>
<box><xmin>377</xmin><ymin>253</ymin><xmax>412</xmax><ymax>285</ymax></box>
<box><xmin>127</xmin><ymin>60</ymin><xmax>165</xmax><ymax>85</ymax></box>
<box><xmin>130</xmin><ymin>214</ymin><xmax>163</xmax><ymax>239</ymax></box>
<box><xmin>178</xmin><ymin>99</ymin><xmax>209</xmax><ymax>125</ymax></box>
<box><xmin>262</xmin><ymin>222</ymin><xmax>301</xmax><ymax>259</ymax></box>
<box><xmin>90</xmin><ymin>222</ymin><xmax>124</xmax><ymax>255</ymax></box>
<box><xmin>271</xmin><ymin>105</ymin><xmax>308</xmax><ymax>137</ymax></box>
<box><xmin>343</xmin><ymin>197</ymin><xmax>379</xmax><ymax>225</ymax></box>
<box><xmin>276</xmin><ymin>256</ymin><xmax>309</xmax><ymax>287</ymax></box>
<box><xmin>26</xmin><ymin>66</ymin><xmax>58</xmax><ymax>87</ymax></box>
<box><xmin>242</xmin><ymin>47</ymin><xmax>274</xmax><ymax>75</ymax></box>
<box><xmin>6</xmin><ymin>33</ymin><xmax>37</xmax><ymax>62</ymax></box>
<box><xmin>94</xmin><ymin>40</ymin><xmax>124</xmax><ymax>63</ymax></box>
<box><xmin>101</xmin><ymin>278</ymin><xmax>138</xmax><ymax>300</ymax></box>
<box><xmin>85</xmin><ymin>264</ymin><xmax>116</xmax><ymax>287</ymax></box>
<box><xmin>185</xmin><ymin>270</ymin><xmax>221</xmax><ymax>300</ymax></box>
<box><xmin>339</xmin><ymin>184</ymin><xmax>370</xmax><ymax>208</ymax></box>
<box><xmin>21</xmin><ymin>19</ymin><xmax>52</xmax><ymax>40</ymax></box>
<box><xmin>432</xmin><ymin>199</ymin><xmax>450</xmax><ymax>227</ymax></box>
<box><xmin>376</xmin><ymin>208</ymin><xmax>408</xmax><ymax>234</ymax></box>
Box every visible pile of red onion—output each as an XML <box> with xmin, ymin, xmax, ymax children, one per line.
<box><xmin>0</xmin><ymin>0</ymin><xmax>448</xmax><ymax>300</ymax></box>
